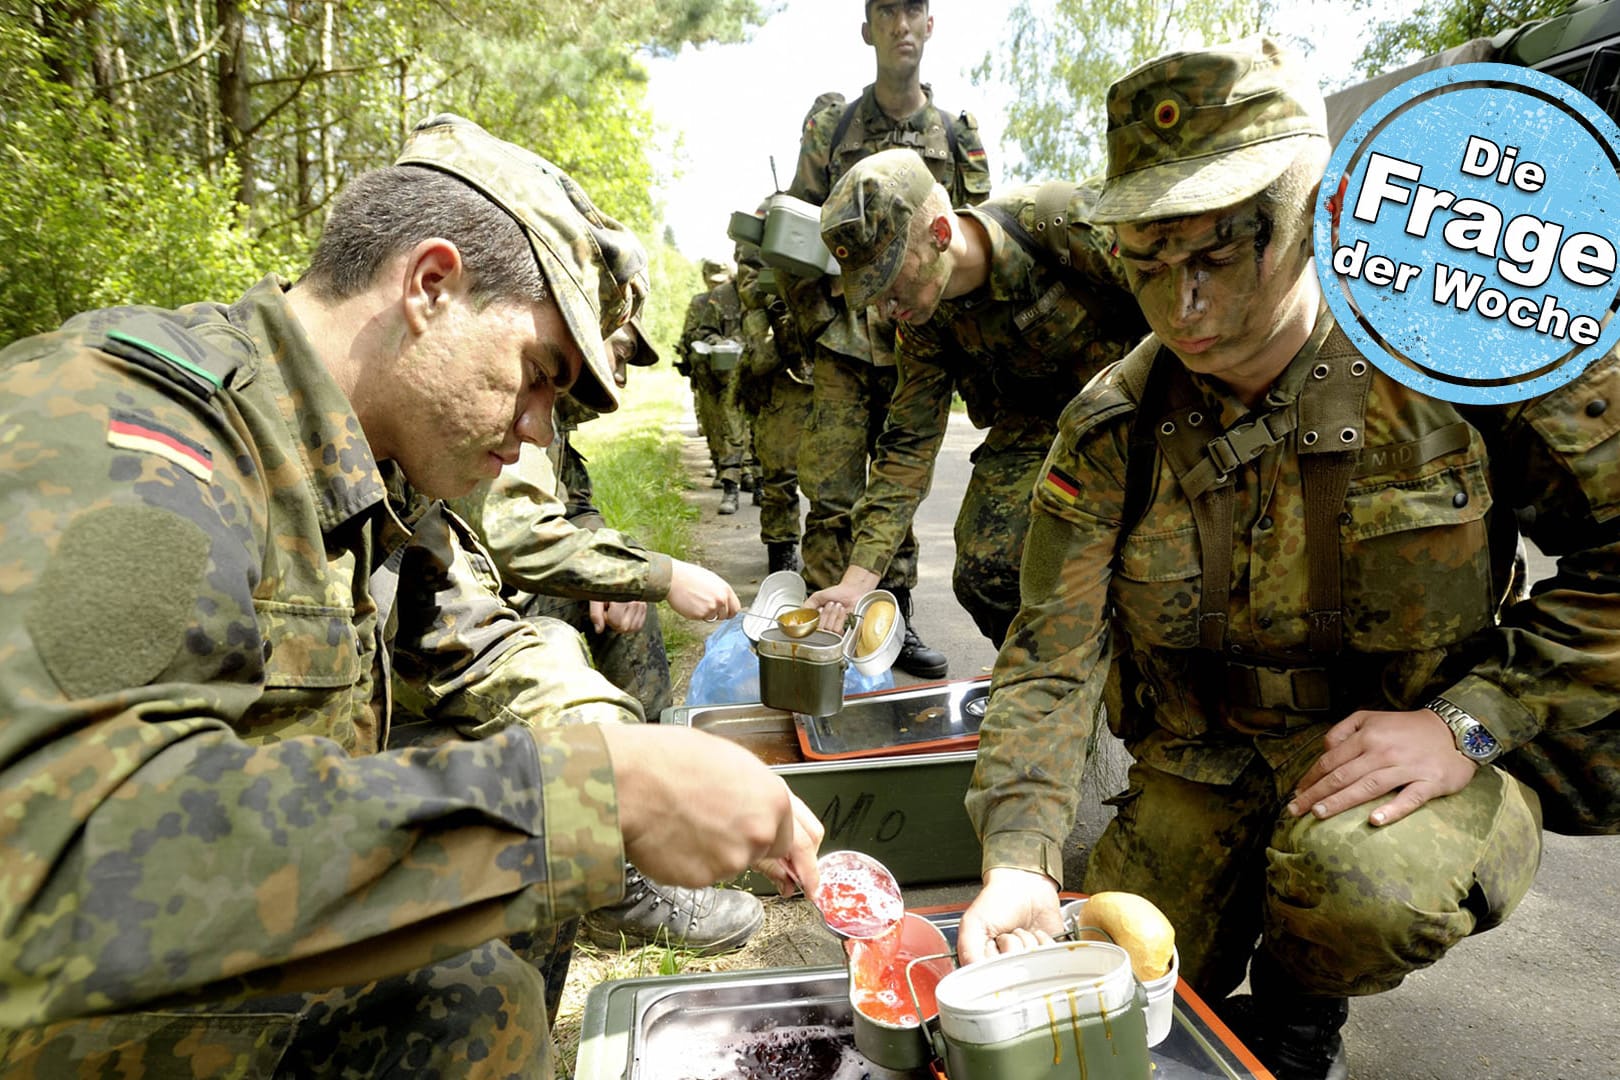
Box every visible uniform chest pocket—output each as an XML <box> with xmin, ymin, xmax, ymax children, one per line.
<box><xmin>1013</xmin><ymin>284</ymin><xmax>1090</xmax><ymax>359</ymax></box>
<box><xmin>1112</xmin><ymin>524</ymin><xmax>1202</xmax><ymax>650</ymax></box>
<box><xmin>1339</xmin><ymin>460</ymin><xmax>1495</xmax><ymax>651</ymax></box>
<box><xmin>254</xmin><ymin>599</ymin><xmax>364</xmax><ymax>688</ymax></box>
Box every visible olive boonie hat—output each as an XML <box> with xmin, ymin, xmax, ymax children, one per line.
<box><xmin>1091</xmin><ymin>37</ymin><xmax>1327</xmax><ymax>225</ymax></box>
<box><xmin>701</xmin><ymin>258</ymin><xmax>732</xmax><ymax>285</ymax></box>
<box><xmin>620</xmin><ymin>317</ymin><xmax>660</xmax><ymax>367</ymax></box>
<box><xmin>820</xmin><ymin>148</ymin><xmax>938</xmax><ymax>312</ymax></box>
<box><xmin>395</xmin><ymin>113</ymin><xmax>646</xmax><ymax>413</ymax></box>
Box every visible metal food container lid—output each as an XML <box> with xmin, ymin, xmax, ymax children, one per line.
<box><xmin>934</xmin><ymin>940</ymin><xmax>1137</xmax><ymax>1047</ymax></box>
<box><xmin>743</xmin><ymin>570</ymin><xmax>808</xmax><ymax>642</ymax></box>
<box><xmin>756</xmin><ymin>626</ymin><xmax>846</xmax><ymax>663</ymax></box>
<box><xmin>845</xmin><ymin>589</ymin><xmax>903</xmax><ymax>676</ymax></box>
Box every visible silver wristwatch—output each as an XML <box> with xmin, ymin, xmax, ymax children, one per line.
<box><xmin>1425</xmin><ymin>696</ymin><xmax>1503</xmax><ymax>764</ymax></box>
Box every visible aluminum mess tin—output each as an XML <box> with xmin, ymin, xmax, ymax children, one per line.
<box><xmin>845</xmin><ymin>588</ymin><xmax>902</xmax><ymax>676</ymax></box>
<box><xmin>756</xmin><ymin>626</ymin><xmax>846</xmax><ymax>718</ymax></box>
<box><xmin>760</xmin><ymin>192</ymin><xmax>840</xmax><ymax>278</ymax></box>
<box><xmin>932</xmin><ymin>940</ymin><xmax>1152</xmax><ymax>1080</ymax></box>
<box><xmin>662</xmin><ymin>680</ymin><xmax>988</xmax><ymax>893</ymax></box>
<box><xmin>1061</xmin><ymin>897</ymin><xmax>1180</xmax><ymax>1047</ymax></box>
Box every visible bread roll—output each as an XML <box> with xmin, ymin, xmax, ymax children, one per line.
<box><xmin>1077</xmin><ymin>891</ymin><xmax>1175</xmax><ymax>981</ymax></box>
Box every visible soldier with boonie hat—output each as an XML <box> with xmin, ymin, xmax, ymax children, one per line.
<box><xmin>0</xmin><ymin>111</ymin><xmax>822</xmax><ymax>1074</ymax></box>
<box><xmin>807</xmin><ymin>146</ymin><xmax>1144</xmax><ymax>648</ymax></box>
<box><xmin>962</xmin><ymin>36</ymin><xmax>1614</xmax><ymax>1080</ymax></box>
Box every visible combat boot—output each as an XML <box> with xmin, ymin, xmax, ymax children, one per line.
<box><xmin>890</xmin><ymin>586</ymin><xmax>949</xmax><ymax>679</ymax></box>
<box><xmin>1221</xmin><ymin>953</ymin><xmax>1350</xmax><ymax>1080</ymax></box>
<box><xmin>583</xmin><ymin>866</ymin><xmax>764</xmax><ymax>955</ymax></box>
<box><xmin>718</xmin><ymin>480</ymin><xmax>740</xmax><ymax>515</ymax></box>
<box><xmin>767</xmin><ymin>541</ymin><xmax>801</xmax><ymax>574</ymax></box>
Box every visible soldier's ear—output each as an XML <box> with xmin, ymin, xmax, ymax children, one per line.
<box><xmin>922</xmin><ymin>14</ymin><xmax>933</xmax><ymax>43</ymax></box>
<box><xmin>401</xmin><ymin>238</ymin><xmax>464</xmax><ymax>335</ymax></box>
<box><xmin>861</xmin><ymin>20</ymin><xmax>873</xmax><ymax>46</ymax></box>
<box><xmin>930</xmin><ymin>214</ymin><xmax>952</xmax><ymax>251</ymax></box>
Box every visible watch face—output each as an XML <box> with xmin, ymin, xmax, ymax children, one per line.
<box><xmin>1460</xmin><ymin>723</ymin><xmax>1500</xmax><ymax>760</ymax></box>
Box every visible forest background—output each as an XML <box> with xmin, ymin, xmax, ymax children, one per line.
<box><xmin>0</xmin><ymin>0</ymin><xmax>1577</xmax><ymax>353</ymax></box>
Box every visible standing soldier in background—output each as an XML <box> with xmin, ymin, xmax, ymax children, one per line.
<box><xmin>677</xmin><ymin>268</ymin><xmax>721</xmax><ymax>484</ymax></box>
<box><xmin>809</xmin><ymin>149</ymin><xmax>1146</xmax><ymax>646</ymax></box>
<box><xmin>690</xmin><ymin>259</ymin><xmax>752</xmax><ymax>515</ymax></box>
<box><xmin>735</xmin><ymin>213</ymin><xmax>815</xmax><ymax>573</ymax></box>
<box><xmin>784</xmin><ymin>0</ymin><xmax>991</xmax><ymax>678</ymax></box>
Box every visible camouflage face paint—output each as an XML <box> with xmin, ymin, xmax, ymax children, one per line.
<box><xmin>1116</xmin><ymin>193</ymin><xmax>1319</xmax><ymax>402</ymax></box>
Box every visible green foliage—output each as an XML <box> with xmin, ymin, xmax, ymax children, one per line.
<box><xmin>974</xmin><ymin>0</ymin><xmax>1279</xmax><ymax>181</ymax></box>
<box><xmin>0</xmin><ymin>23</ymin><xmax>294</xmax><ymax>344</ymax></box>
<box><xmin>0</xmin><ymin>0</ymin><xmax>763</xmax><ymax>345</ymax></box>
<box><xmin>1353</xmin><ymin>0</ymin><xmax>1577</xmax><ymax>77</ymax></box>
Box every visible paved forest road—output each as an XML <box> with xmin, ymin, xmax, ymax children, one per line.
<box><xmin>676</xmin><ymin>408</ymin><xmax>1619</xmax><ymax>1079</ymax></box>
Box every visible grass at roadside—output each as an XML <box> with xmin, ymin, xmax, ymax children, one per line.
<box><xmin>570</xmin><ymin>364</ymin><xmax>703</xmax><ymax>668</ymax></box>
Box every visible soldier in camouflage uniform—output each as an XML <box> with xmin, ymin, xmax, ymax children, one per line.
<box><xmin>958</xmin><ymin>40</ymin><xmax>1620</xmax><ymax>1080</ymax></box>
<box><xmin>675</xmin><ymin>283</ymin><xmax>717</xmax><ymax>480</ymax></box>
<box><xmin>450</xmin><ymin>321</ymin><xmax>765</xmax><ymax>958</ymax></box>
<box><xmin>783</xmin><ymin>0</ymin><xmax>992</xmax><ymax>678</ymax></box>
<box><xmin>734</xmin><ymin>213</ymin><xmax>815</xmax><ymax>573</ymax></box>
<box><xmin>692</xmin><ymin>263</ymin><xmax>752</xmax><ymax>515</ymax></box>
<box><xmin>0</xmin><ymin>113</ymin><xmax>822</xmax><ymax>1077</ymax></box>
<box><xmin>808</xmin><ymin>149</ymin><xmax>1146</xmax><ymax>646</ymax></box>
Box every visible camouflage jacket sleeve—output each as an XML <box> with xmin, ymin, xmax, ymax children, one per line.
<box><xmin>848</xmin><ymin>322</ymin><xmax>957</xmax><ymax>575</ymax></box>
<box><xmin>446</xmin><ymin>446</ymin><xmax>672</xmax><ymax>605</ymax></box>
<box><xmin>964</xmin><ymin>362</ymin><xmax>1135</xmax><ymax>881</ymax></box>
<box><xmin>677</xmin><ymin>291</ymin><xmax>710</xmax><ymax>364</ymax></box>
<box><xmin>1441</xmin><ymin>351</ymin><xmax>1620</xmax><ymax>753</ymax></box>
<box><xmin>0</xmin><ymin>328</ymin><xmax>629</xmax><ymax>1027</ymax></box>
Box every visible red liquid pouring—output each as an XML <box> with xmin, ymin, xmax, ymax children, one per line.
<box><xmin>847</xmin><ymin>915</ymin><xmax>950</xmax><ymax>1028</ymax></box>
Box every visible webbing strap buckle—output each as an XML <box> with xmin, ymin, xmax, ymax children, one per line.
<box><xmin>1205</xmin><ymin>412</ymin><xmax>1290</xmax><ymax>478</ymax></box>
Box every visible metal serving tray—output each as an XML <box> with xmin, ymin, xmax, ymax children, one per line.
<box><xmin>662</xmin><ymin>681</ymin><xmax>988</xmax><ymax>892</ymax></box>
<box><xmin>575</xmin><ymin>912</ymin><xmax>1270</xmax><ymax>1080</ymax></box>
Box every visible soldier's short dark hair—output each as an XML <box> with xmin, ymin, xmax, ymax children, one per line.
<box><xmin>866</xmin><ymin>0</ymin><xmax>928</xmax><ymax>14</ymax></box>
<box><xmin>302</xmin><ymin>165</ymin><xmax>546</xmax><ymax>309</ymax></box>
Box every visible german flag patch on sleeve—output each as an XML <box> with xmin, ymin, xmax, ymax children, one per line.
<box><xmin>1042</xmin><ymin>464</ymin><xmax>1079</xmax><ymax>505</ymax></box>
<box><xmin>107</xmin><ymin>408</ymin><xmax>214</xmax><ymax>482</ymax></box>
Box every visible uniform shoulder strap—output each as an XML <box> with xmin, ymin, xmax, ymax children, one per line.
<box><xmin>934</xmin><ymin>105</ymin><xmax>960</xmax><ymax>165</ymax></box>
<box><xmin>1116</xmin><ymin>344</ymin><xmax>1173</xmax><ymax>555</ymax></box>
<box><xmin>67</xmin><ymin>306</ymin><xmax>246</xmax><ymax>403</ymax></box>
<box><xmin>828</xmin><ymin>96</ymin><xmax>859</xmax><ymax>157</ymax></box>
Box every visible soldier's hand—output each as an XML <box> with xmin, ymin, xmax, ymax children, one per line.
<box><xmin>1289</xmin><ymin>708</ymin><xmax>1480</xmax><ymax>827</ymax></box>
<box><xmin>751</xmin><ymin>792</ymin><xmax>825</xmax><ymax>898</ymax></box>
<box><xmin>958</xmin><ymin>866</ymin><xmax>1063</xmax><ymax>966</ymax></box>
<box><xmin>667</xmin><ymin>560</ymin><xmax>740</xmax><ymax>622</ymax></box>
<box><xmin>807</xmin><ymin>567</ymin><xmax>881</xmax><ymax>633</ymax></box>
<box><xmin>602</xmin><ymin>723</ymin><xmax>809</xmax><ymax>889</ymax></box>
<box><xmin>591</xmin><ymin>600</ymin><xmax>646</xmax><ymax>634</ymax></box>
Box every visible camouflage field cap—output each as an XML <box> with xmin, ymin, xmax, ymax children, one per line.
<box><xmin>701</xmin><ymin>258</ymin><xmax>732</xmax><ymax>285</ymax></box>
<box><xmin>1091</xmin><ymin>37</ymin><xmax>1327</xmax><ymax>225</ymax></box>
<box><xmin>820</xmin><ymin>147</ymin><xmax>938</xmax><ymax>312</ymax></box>
<box><xmin>621</xmin><ymin>317</ymin><xmax>660</xmax><ymax>367</ymax></box>
<box><xmin>396</xmin><ymin>113</ymin><xmax>646</xmax><ymax>413</ymax></box>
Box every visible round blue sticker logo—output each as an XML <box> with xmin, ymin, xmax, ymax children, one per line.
<box><xmin>1315</xmin><ymin>63</ymin><xmax>1620</xmax><ymax>404</ymax></box>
